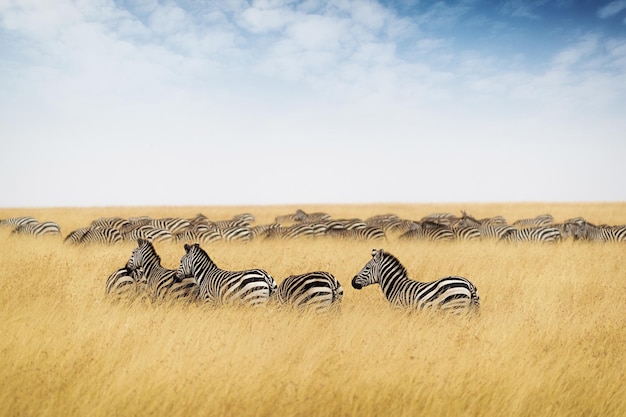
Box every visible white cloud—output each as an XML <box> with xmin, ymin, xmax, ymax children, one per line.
<box><xmin>1</xmin><ymin>1</ymin><xmax>626</xmax><ymax>206</ymax></box>
<box><xmin>597</xmin><ymin>0</ymin><xmax>626</xmax><ymax>19</ymax></box>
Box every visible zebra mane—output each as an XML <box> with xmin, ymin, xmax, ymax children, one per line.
<box><xmin>379</xmin><ymin>250</ymin><xmax>408</xmax><ymax>277</ymax></box>
<box><xmin>184</xmin><ymin>242</ymin><xmax>214</xmax><ymax>264</ymax></box>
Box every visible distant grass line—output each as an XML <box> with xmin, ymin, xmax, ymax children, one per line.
<box><xmin>1</xmin><ymin>203</ymin><xmax>625</xmax><ymax>417</ymax></box>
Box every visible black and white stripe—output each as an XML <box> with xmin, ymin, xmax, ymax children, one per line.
<box><xmin>276</xmin><ymin>271</ymin><xmax>343</xmax><ymax>311</ymax></box>
<box><xmin>11</xmin><ymin>221</ymin><xmax>61</xmax><ymax>237</ymax></box>
<box><xmin>351</xmin><ymin>249</ymin><xmax>480</xmax><ymax>313</ymax></box>
<box><xmin>126</xmin><ymin>239</ymin><xmax>199</xmax><ymax>303</ymax></box>
<box><xmin>105</xmin><ymin>266</ymin><xmax>148</xmax><ymax>304</ymax></box>
<box><xmin>175</xmin><ymin>243</ymin><xmax>277</xmax><ymax>306</ymax></box>
<box><xmin>501</xmin><ymin>227</ymin><xmax>561</xmax><ymax>242</ymax></box>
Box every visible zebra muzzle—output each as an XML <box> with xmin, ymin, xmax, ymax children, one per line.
<box><xmin>351</xmin><ymin>277</ymin><xmax>362</xmax><ymax>290</ymax></box>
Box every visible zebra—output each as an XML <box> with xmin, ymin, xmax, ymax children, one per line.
<box><xmin>65</xmin><ymin>227</ymin><xmax>123</xmax><ymax>244</ymax></box>
<box><xmin>175</xmin><ymin>243</ymin><xmax>277</xmax><ymax>306</ymax></box>
<box><xmin>11</xmin><ymin>221</ymin><xmax>61</xmax><ymax>237</ymax></box>
<box><xmin>149</xmin><ymin>217</ymin><xmax>191</xmax><ymax>233</ymax></box>
<box><xmin>478</xmin><ymin>224</ymin><xmax>515</xmax><ymax>240</ymax></box>
<box><xmin>275</xmin><ymin>271</ymin><xmax>343</xmax><ymax>311</ymax></box>
<box><xmin>173</xmin><ymin>229</ymin><xmax>223</xmax><ymax>244</ymax></box>
<box><xmin>398</xmin><ymin>222</ymin><xmax>455</xmax><ymax>241</ymax></box>
<box><xmin>202</xmin><ymin>213</ymin><xmax>255</xmax><ymax>231</ymax></box>
<box><xmin>451</xmin><ymin>226</ymin><xmax>481</xmax><ymax>241</ymax></box>
<box><xmin>0</xmin><ymin>216</ymin><xmax>38</xmax><ymax>228</ymax></box>
<box><xmin>126</xmin><ymin>238</ymin><xmax>199</xmax><ymax>303</ymax></box>
<box><xmin>91</xmin><ymin>217</ymin><xmax>130</xmax><ymax>230</ymax></box>
<box><xmin>512</xmin><ymin>214</ymin><xmax>554</xmax><ymax>228</ymax></box>
<box><xmin>105</xmin><ymin>266</ymin><xmax>148</xmax><ymax>304</ymax></box>
<box><xmin>121</xmin><ymin>225</ymin><xmax>173</xmax><ymax>242</ymax></box>
<box><xmin>325</xmin><ymin>226</ymin><xmax>386</xmax><ymax>240</ymax></box>
<box><xmin>501</xmin><ymin>227</ymin><xmax>561</xmax><ymax>242</ymax></box>
<box><xmin>566</xmin><ymin>220</ymin><xmax>626</xmax><ymax>242</ymax></box>
<box><xmin>351</xmin><ymin>249</ymin><xmax>480</xmax><ymax>313</ymax></box>
<box><xmin>275</xmin><ymin>209</ymin><xmax>331</xmax><ymax>224</ymax></box>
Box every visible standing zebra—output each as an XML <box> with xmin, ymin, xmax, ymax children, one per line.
<box><xmin>351</xmin><ymin>249</ymin><xmax>480</xmax><ymax>313</ymax></box>
<box><xmin>11</xmin><ymin>221</ymin><xmax>61</xmax><ymax>237</ymax></box>
<box><xmin>501</xmin><ymin>227</ymin><xmax>561</xmax><ymax>242</ymax></box>
<box><xmin>275</xmin><ymin>271</ymin><xmax>343</xmax><ymax>311</ymax></box>
<box><xmin>126</xmin><ymin>239</ymin><xmax>199</xmax><ymax>303</ymax></box>
<box><xmin>0</xmin><ymin>216</ymin><xmax>38</xmax><ymax>228</ymax></box>
<box><xmin>175</xmin><ymin>243</ymin><xmax>277</xmax><ymax>306</ymax></box>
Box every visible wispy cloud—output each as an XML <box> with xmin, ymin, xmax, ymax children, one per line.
<box><xmin>1</xmin><ymin>1</ymin><xmax>625</xmax><ymax>205</ymax></box>
<box><xmin>597</xmin><ymin>0</ymin><xmax>626</xmax><ymax>19</ymax></box>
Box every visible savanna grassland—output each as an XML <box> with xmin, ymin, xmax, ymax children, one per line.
<box><xmin>1</xmin><ymin>203</ymin><xmax>625</xmax><ymax>417</ymax></box>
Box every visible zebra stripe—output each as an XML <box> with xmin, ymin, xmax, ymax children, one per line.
<box><xmin>149</xmin><ymin>218</ymin><xmax>191</xmax><ymax>233</ymax></box>
<box><xmin>11</xmin><ymin>221</ymin><xmax>61</xmax><ymax>237</ymax></box>
<box><xmin>126</xmin><ymin>239</ymin><xmax>199</xmax><ymax>303</ymax></box>
<box><xmin>276</xmin><ymin>271</ymin><xmax>343</xmax><ymax>311</ymax></box>
<box><xmin>512</xmin><ymin>214</ymin><xmax>554</xmax><ymax>228</ymax></box>
<box><xmin>452</xmin><ymin>226</ymin><xmax>481</xmax><ymax>241</ymax></box>
<box><xmin>66</xmin><ymin>227</ymin><xmax>123</xmax><ymax>244</ymax></box>
<box><xmin>326</xmin><ymin>226</ymin><xmax>386</xmax><ymax>240</ymax></box>
<box><xmin>0</xmin><ymin>216</ymin><xmax>38</xmax><ymax>227</ymax></box>
<box><xmin>175</xmin><ymin>243</ymin><xmax>277</xmax><ymax>306</ymax></box>
<box><xmin>478</xmin><ymin>224</ymin><xmax>515</xmax><ymax>240</ymax></box>
<box><xmin>398</xmin><ymin>222</ymin><xmax>455</xmax><ymax>241</ymax></box>
<box><xmin>568</xmin><ymin>221</ymin><xmax>626</xmax><ymax>242</ymax></box>
<box><xmin>105</xmin><ymin>266</ymin><xmax>148</xmax><ymax>304</ymax></box>
<box><xmin>502</xmin><ymin>227</ymin><xmax>561</xmax><ymax>242</ymax></box>
<box><xmin>351</xmin><ymin>249</ymin><xmax>479</xmax><ymax>313</ymax></box>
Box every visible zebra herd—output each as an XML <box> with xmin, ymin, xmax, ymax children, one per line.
<box><xmin>107</xmin><ymin>238</ymin><xmax>476</xmax><ymax>313</ymax></box>
<box><xmin>2</xmin><ymin>209</ymin><xmax>625</xmax><ymax>243</ymax></box>
<box><xmin>107</xmin><ymin>238</ymin><xmax>344</xmax><ymax>312</ymax></box>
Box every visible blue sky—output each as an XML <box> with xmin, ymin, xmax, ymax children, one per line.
<box><xmin>1</xmin><ymin>0</ymin><xmax>625</xmax><ymax>207</ymax></box>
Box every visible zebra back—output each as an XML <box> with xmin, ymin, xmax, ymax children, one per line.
<box><xmin>276</xmin><ymin>271</ymin><xmax>343</xmax><ymax>311</ymax></box>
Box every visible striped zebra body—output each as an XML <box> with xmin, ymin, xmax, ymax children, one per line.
<box><xmin>12</xmin><ymin>221</ymin><xmax>61</xmax><ymax>236</ymax></box>
<box><xmin>73</xmin><ymin>227</ymin><xmax>123</xmax><ymax>244</ymax></box>
<box><xmin>512</xmin><ymin>214</ymin><xmax>554</xmax><ymax>228</ymax></box>
<box><xmin>122</xmin><ymin>225</ymin><xmax>173</xmax><ymax>242</ymax></box>
<box><xmin>399</xmin><ymin>222</ymin><xmax>454</xmax><ymax>241</ymax></box>
<box><xmin>175</xmin><ymin>243</ymin><xmax>277</xmax><ymax>306</ymax></box>
<box><xmin>276</xmin><ymin>271</ymin><xmax>343</xmax><ymax>311</ymax></box>
<box><xmin>149</xmin><ymin>218</ymin><xmax>191</xmax><ymax>234</ymax></box>
<box><xmin>64</xmin><ymin>227</ymin><xmax>91</xmax><ymax>244</ymax></box>
<box><xmin>452</xmin><ymin>226</ymin><xmax>481</xmax><ymax>241</ymax></box>
<box><xmin>174</xmin><ymin>229</ymin><xmax>223</xmax><ymax>244</ymax></box>
<box><xmin>0</xmin><ymin>216</ymin><xmax>38</xmax><ymax>228</ymax></box>
<box><xmin>91</xmin><ymin>217</ymin><xmax>130</xmax><ymax>230</ymax></box>
<box><xmin>127</xmin><ymin>239</ymin><xmax>198</xmax><ymax>303</ymax></box>
<box><xmin>105</xmin><ymin>266</ymin><xmax>148</xmax><ymax>304</ymax></box>
<box><xmin>502</xmin><ymin>227</ymin><xmax>561</xmax><ymax>242</ymax></box>
<box><xmin>351</xmin><ymin>249</ymin><xmax>479</xmax><ymax>313</ymax></box>
<box><xmin>478</xmin><ymin>224</ymin><xmax>515</xmax><ymax>240</ymax></box>
<box><xmin>326</xmin><ymin>226</ymin><xmax>385</xmax><ymax>240</ymax></box>
<box><xmin>569</xmin><ymin>221</ymin><xmax>626</xmax><ymax>242</ymax></box>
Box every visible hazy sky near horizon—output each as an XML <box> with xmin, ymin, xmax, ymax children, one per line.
<box><xmin>1</xmin><ymin>0</ymin><xmax>625</xmax><ymax>207</ymax></box>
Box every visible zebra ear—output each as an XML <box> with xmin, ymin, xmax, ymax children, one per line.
<box><xmin>137</xmin><ymin>238</ymin><xmax>144</xmax><ymax>246</ymax></box>
<box><xmin>184</xmin><ymin>243</ymin><xmax>191</xmax><ymax>253</ymax></box>
<box><xmin>371</xmin><ymin>249</ymin><xmax>377</xmax><ymax>257</ymax></box>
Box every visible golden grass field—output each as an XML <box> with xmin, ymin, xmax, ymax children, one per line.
<box><xmin>1</xmin><ymin>202</ymin><xmax>625</xmax><ymax>417</ymax></box>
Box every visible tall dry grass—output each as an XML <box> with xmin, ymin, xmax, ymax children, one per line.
<box><xmin>1</xmin><ymin>203</ymin><xmax>625</xmax><ymax>417</ymax></box>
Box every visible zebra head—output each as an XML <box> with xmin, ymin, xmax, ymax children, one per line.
<box><xmin>176</xmin><ymin>243</ymin><xmax>199</xmax><ymax>281</ymax></box>
<box><xmin>352</xmin><ymin>248</ymin><xmax>384</xmax><ymax>290</ymax></box>
<box><xmin>126</xmin><ymin>238</ymin><xmax>153</xmax><ymax>272</ymax></box>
